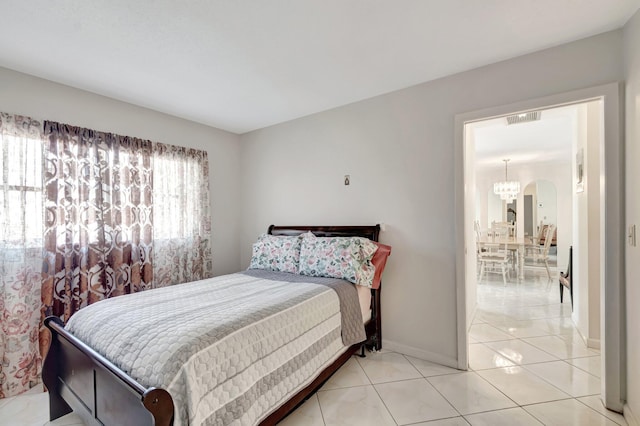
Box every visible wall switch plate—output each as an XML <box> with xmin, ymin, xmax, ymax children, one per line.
<box><xmin>629</xmin><ymin>225</ymin><xmax>636</xmax><ymax>247</ymax></box>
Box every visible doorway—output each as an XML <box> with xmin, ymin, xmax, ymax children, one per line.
<box><xmin>454</xmin><ymin>83</ymin><xmax>625</xmax><ymax>412</ymax></box>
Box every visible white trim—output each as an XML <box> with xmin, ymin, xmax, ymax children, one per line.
<box><xmin>383</xmin><ymin>339</ymin><xmax>459</xmax><ymax>369</ymax></box>
<box><xmin>454</xmin><ymin>82</ymin><xmax>625</xmax><ymax>412</ymax></box>
<box><xmin>598</xmin><ymin>82</ymin><xmax>626</xmax><ymax>413</ymax></box>
<box><xmin>454</xmin><ymin>111</ymin><xmax>468</xmax><ymax>370</ymax></box>
<box><xmin>625</xmin><ymin>404</ymin><xmax>640</xmax><ymax>426</ymax></box>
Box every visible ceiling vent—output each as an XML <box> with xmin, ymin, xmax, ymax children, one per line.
<box><xmin>506</xmin><ymin>111</ymin><xmax>541</xmax><ymax>125</ymax></box>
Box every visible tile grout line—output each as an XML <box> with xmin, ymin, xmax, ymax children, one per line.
<box><xmin>400</xmin><ymin>354</ymin><xmax>467</xmax><ymax>421</ymax></box>
<box><xmin>468</xmin><ymin>368</ymin><xmax>525</xmax><ymax>410</ymax></box>
<box><xmin>313</xmin><ymin>393</ymin><xmax>328</xmax><ymax>426</ymax></box>
<box><xmin>483</xmin><ymin>335</ymin><xmax>597</xmax><ymax>400</ymax></box>
<box><xmin>560</xmin><ymin>357</ymin><xmax>602</xmax><ymax>379</ymax></box>
<box><xmin>354</xmin><ymin>352</ymin><xmax>400</xmax><ymax>425</ymax></box>
<box><xmin>574</xmin><ymin>396</ymin><xmax>628</xmax><ymax>426</ymax></box>
<box><xmin>369</xmin><ymin>379</ymin><xmax>399</xmax><ymax>426</ymax></box>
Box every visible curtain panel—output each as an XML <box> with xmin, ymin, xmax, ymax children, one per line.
<box><xmin>152</xmin><ymin>143</ymin><xmax>212</xmax><ymax>287</ymax></box>
<box><xmin>41</xmin><ymin>122</ymin><xmax>155</xmax><ymax>324</ymax></box>
<box><xmin>0</xmin><ymin>113</ymin><xmax>44</xmax><ymax>398</ymax></box>
<box><xmin>0</xmin><ymin>117</ymin><xmax>213</xmax><ymax>399</ymax></box>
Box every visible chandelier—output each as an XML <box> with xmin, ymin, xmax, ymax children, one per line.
<box><xmin>493</xmin><ymin>159</ymin><xmax>520</xmax><ymax>201</ymax></box>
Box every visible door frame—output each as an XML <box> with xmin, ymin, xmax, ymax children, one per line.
<box><xmin>454</xmin><ymin>82</ymin><xmax>625</xmax><ymax>411</ymax></box>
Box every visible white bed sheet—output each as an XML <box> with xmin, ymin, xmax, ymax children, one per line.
<box><xmin>356</xmin><ymin>284</ymin><xmax>372</xmax><ymax>323</ymax></box>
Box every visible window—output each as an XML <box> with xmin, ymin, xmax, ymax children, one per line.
<box><xmin>153</xmin><ymin>152</ymin><xmax>206</xmax><ymax>240</ymax></box>
<box><xmin>0</xmin><ymin>133</ymin><xmax>42</xmax><ymax>247</ymax></box>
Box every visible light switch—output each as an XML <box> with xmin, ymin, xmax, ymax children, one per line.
<box><xmin>344</xmin><ymin>175</ymin><xmax>350</xmax><ymax>186</ymax></box>
<box><xmin>629</xmin><ymin>225</ymin><xmax>636</xmax><ymax>247</ymax></box>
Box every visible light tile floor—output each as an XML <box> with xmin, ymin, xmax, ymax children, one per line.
<box><xmin>0</xmin><ymin>268</ymin><xmax>628</xmax><ymax>426</ymax></box>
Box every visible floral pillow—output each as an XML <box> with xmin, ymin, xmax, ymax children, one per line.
<box><xmin>248</xmin><ymin>234</ymin><xmax>302</xmax><ymax>274</ymax></box>
<box><xmin>298</xmin><ymin>232</ymin><xmax>379</xmax><ymax>287</ymax></box>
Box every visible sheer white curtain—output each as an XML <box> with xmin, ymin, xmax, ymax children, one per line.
<box><xmin>0</xmin><ymin>113</ymin><xmax>44</xmax><ymax>398</ymax></box>
<box><xmin>152</xmin><ymin>143</ymin><xmax>212</xmax><ymax>286</ymax></box>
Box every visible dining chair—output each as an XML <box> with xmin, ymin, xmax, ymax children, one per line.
<box><xmin>490</xmin><ymin>222</ymin><xmax>510</xmax><ymax>239</ymax></box>
<box><xmin>533</xmin><ymin>223</ymin><xmax>557</xmax><ymax>247</ymax></box>
<box><xmin>559</xmin><ymin>246</ymin><xmax>573</xmax><ymax>310</ymax></box>
<box><xmin>477</xmin><ymin>242</ymin><xmax>509</xmax><ymax>285</ymax></box>
<box><xmin>531</xmin><ymin>223</ymin><xmax>545</xmax><ymax>245</ymax></box>
<box><xmin>491</xmin><ymin>221</ymin><xmax>518</xmax><ymax>269</ymax></box>
<box><xmin>524</xmin><ymin>224</ymin><xmax>556</xmax><ymax>279</ymax></box>
<box><xmin>474</xmin><ymin>220</ymin><xmax>482</xmax><ymax>240</ymax></box>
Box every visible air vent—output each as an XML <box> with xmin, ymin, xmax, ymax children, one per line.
<box><xmin>506</xmin><ymin>111</ymin><xmax>541</xmax><ymax>125</ymax></box>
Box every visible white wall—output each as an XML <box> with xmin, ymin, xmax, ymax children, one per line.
<box><xmin>0</xmin><ymin>67</ymin><xmax>242</xmax><ymax>276</ymax></box>
<box><xmin>536</xmin><ymin>180</ymin><xmax>558</xmax><ymax>230</ymax></box>
<box><xmin>624</xmin><ymin>8</ymin><xmax>640</xmax><ymax>425</ymax></box>
<box><xmin>486</xmin><ymin>190</ymin><xmax>503</xmax><ymax>227</ymax></box>
<box><xmin>239</xmin><ymin>31</ymin><xmax>624</xmax><ymax>364</ymax></box>
<box><xmin>524</xmin><ymin>183</ymin><xmax>538</xmax><ymax>235</ymax></box>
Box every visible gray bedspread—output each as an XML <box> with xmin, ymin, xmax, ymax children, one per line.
<box><xmin>240</xmin><ymin>269</ymin><xmax>366</xmax><ymax>346</ymax></box>
<box><xmin>65</xmin><ymin>270</ymin><xmax>366</xmax><ymax>425</ymax></box>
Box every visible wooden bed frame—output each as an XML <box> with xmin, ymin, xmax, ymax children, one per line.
<box><xmin>43</xmin><ymin>224</ymin><xmax>382</xmax><ymax>426</ymax></box>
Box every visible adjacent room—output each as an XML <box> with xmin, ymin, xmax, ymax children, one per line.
<box><xmin>1</xmin><ymin>1</ymin><xmax>639</xmax><ymax>425</ymax></box>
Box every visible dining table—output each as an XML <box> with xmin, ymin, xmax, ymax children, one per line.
<box><xmin>477</xmin><ymin>236</ymin><xmax>535</xmax><ymax>280</ymax></box>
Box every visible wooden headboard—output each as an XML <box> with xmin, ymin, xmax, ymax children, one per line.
<box><xmin>268</xmin><ymin>224</ymin><xmax>380</xmax><ymax>242</ymax></box>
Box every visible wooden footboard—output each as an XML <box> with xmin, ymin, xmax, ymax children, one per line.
<box><xmin>43</xmin><ymin>317</ymin><xmax>173</xmax><ymax>426</ymax></box>
<box><xmin>44</xmin><ymin>317</ymin><xmax>372</xmax><ymax>426</ymax></box>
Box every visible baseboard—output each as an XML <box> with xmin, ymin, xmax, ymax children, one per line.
<box><xmin>625</xmin><ymin>403</ymin><xmax>640</xmax><ymax>426</ymax></box>
<box><xmin>574</xmin><ymin>325</ymin><xmax>600</xmax><ymax>350</ymax></box>
<box><xmin>586</xmin><ymin>337</ymin><xmax>601</xmax><ymax>350</ymax></box>
<box><xmin>383</xmin><ymin>339</ymin><xmax>459</xmax><ymax>369</ymax></box>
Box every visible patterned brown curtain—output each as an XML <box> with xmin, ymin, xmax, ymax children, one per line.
<box><xmin>0</xmin><ymin>113</ymin><xmax>44</xmax><ymax>398</ymax></box>
<box><xmin>152</xmin><ymin>143</ymin><xmax>212</xmax><ymax>286</ymax></box>
<box><xmin>0</xmin><ymin>116</ymin><xmax>213</xmax><ymax>399</ymax></box>
<box><xmin>40</xmin><ymin>122</ymin><xmax>154</xmax><ymax>324</ymax></box>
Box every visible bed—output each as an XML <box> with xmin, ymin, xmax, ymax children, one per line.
<box><xmin>43</xmin><ymin>224</ymin><xmax>383</xmax><ymax>425</ymax></box>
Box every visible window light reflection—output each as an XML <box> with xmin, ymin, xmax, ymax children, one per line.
<box><xmin>497</xmin><ymin>348</ymin><xmax>523</xmax><ymax>366</ymax></box>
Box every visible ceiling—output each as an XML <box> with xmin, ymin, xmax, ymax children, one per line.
<box><xmin>473</xmin><ymin>104</ymin><xmax>579</xmax><ymax>169</ymax></box>
<box><xmin>0</xmin><ymin>1</ymin><xmax>638</xmax><ymax>134</ymax></box>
